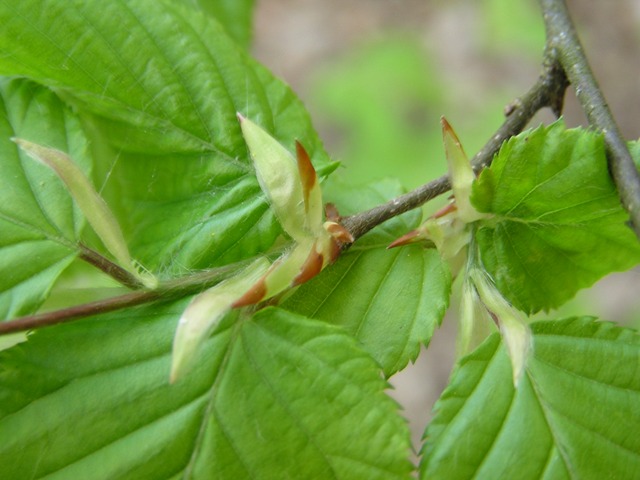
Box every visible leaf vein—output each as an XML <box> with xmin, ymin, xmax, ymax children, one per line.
<box><xmin>241</xmin><ymin>326</ymin><xmax>340</xmax><ymax>480</ymax></box>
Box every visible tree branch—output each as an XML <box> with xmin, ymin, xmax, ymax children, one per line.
<box><xmin>0</xmin><ymin>261</ymin><xmax>245</xmax><ymax>335</ymax></box>
<box><xmin>539</xmin><ymin>0</ymin><xmax>640</xmax><ymax>238</ymax></box>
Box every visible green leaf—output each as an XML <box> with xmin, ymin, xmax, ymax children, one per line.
<box><xmin>0</xmin><ymin>0</ymin><xmax>334</xmax><ymax>273</ymax></box>
<box><xmin>284</xmin><ymin>179</ymin><xmax>452</xmax><ymax>376</ymax></box>
<box><xmin>0</xmin><ymin>79</ymin><xmax>91</xmax><ymax>319</ymax></box>
<box><xmin>180</xmin><ymin>0</ymin><xmax>255</xmax><ymax>48</ymax></box>
<box><xmin>471</xmin><ymin>120</ymin><xmax>640</xmax><ymax>313</ymax></box>
<box><xmin>0</xmin><ymin>304</ymin><xmax>412</xmax><ymax>479</ymax></box>
<box><xmin>421</xmin><ymin>317</ymin><xmax>640</xmax><ymax>479</ymax></box>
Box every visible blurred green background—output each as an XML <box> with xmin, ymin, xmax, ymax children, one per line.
<box><xmin>305</xmin><ymin>0</ymin><xmax>545</xmax><ymax>191</ymax></box>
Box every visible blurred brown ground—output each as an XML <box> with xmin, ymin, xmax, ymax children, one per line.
<box><xmin>252</xmin><ymin>0</ymin><xmax>640</xmax><ymax>453</ymax></box>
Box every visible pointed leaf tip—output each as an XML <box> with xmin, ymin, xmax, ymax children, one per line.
<box><xmin>440</xmin><ymin>116</ymin><xmax>464</xmax><ymax>152</ymax></box>
<box><xmin>441</xmin><ymin>117</ymin><xmax>486</xmax><ymax>223</ymax></box>
<box><xmin>296</xmin><ymin>140</ymin><xmax>323</xmax><ymax>232</ymax></box>
<box><xmin>296</xmin><ymin>141</ymin><xmax>317</xmax><ymax>195</ymax></box>
<box><xmin>388</xmin><ymin>229</ymin><xmax>421</xmax><ymax>249</ymax></box>
<box><xmin>433</xmin><ymin>201</ymin><xmax>457</xmax><ymax>219</ymax></box>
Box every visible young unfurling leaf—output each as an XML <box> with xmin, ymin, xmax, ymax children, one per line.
<box><xmin>469</xmin><ymin>268</ymin><xmax>532</xmax><ymax>386</ymax></box>
<box><xmin>170</xmin><ymin>258</ymin><xmax>271</xmax><ymax>383</ymax></box>
<box><xmin>471</xmin><ymin>120</ymin><xmax>640</xmax><ymax>314</ymax></box>
<box><xmin>238</xmin><ymin>114</ymin><xmax>319</xmax><ymax>241</ymax></box>
<box><xmin>237</xmin><ymin>114</ymin><xmax>352</xmax><ymax>248</ymax></box>
<box><xmin>12</xmin><ymin>138</ymin><xmax>157</xmax><ymax>289</ymax></box>
<box><xmin>388</xmin><ymin>119</ymin><xmax>485</xmax><ymax>277</ymax></box>
<box><xmin>441</xmin><ymin>117</ymin><xmax>486</xmax><ymax>223</ymax></box>
<box><xmin>458</xmin><ymin>275</ymin><xmax>494</xmax><ymax>357</ymax></box>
